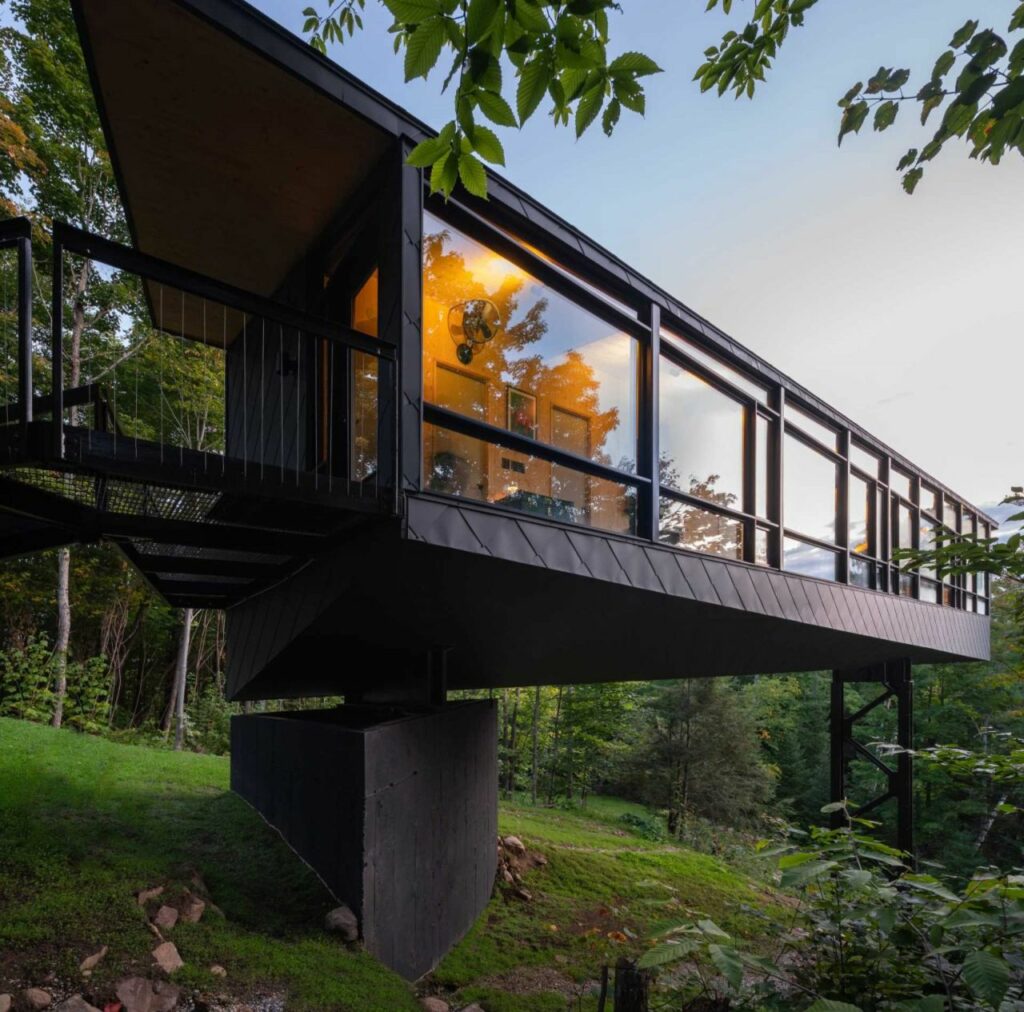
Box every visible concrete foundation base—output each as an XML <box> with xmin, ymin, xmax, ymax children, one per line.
<box><xmin>230</xmin><ymin>701</ymin><xmax>497</xmax><ymax>979</ymax></box>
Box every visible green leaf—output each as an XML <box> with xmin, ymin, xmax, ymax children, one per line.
<box><xmin>406</xmin><ymin>134</ymin><xmax>450</xmax><ymax>167</ymax></box>
<box><xmin>467</xmin><ymin>123</ymin><xmax>505</xmax><ymax>164</ymax></box>
<box><xmin>457</xmin><ymin>150</ymin><xmax>488</xmax><ymax>198</ymax></box>
<box><xmin>517</xmin><ymin>59</ymin><xmax>552</xmax><ymax>122</ymax></box>
<box><xmin>837</xmin><ymin>99</ymin><xmax>869</xmax><ymax>145</ymax></box>
<box><xmin>383</xmin><ymin>0</ymin><xmax>441</xmax><ymax>22</ymax></box>
<box><xmin>608</xmin><ymin>52</ymin><xmax>663</xmax><ymax>77</ymax></box>
<box><xmin>932</xmin><ymin>50</ymin><xmax>956</xmax><ymax>80</ymax></box>
<box><xmin>708</xmin><ymin>944</ymin><xmax>743</xmax><ymax>990</ymax></box>
<box><xmin>806</xmin><ymin>1002</ymin><xmax>862</xmax><ymax>1012</ymax></box>
<box><xmin>950</xmin><ymin>19</ymin><xmax>978</xmax><ymax>48</ymax></box>
<box><xmin>780</xmin><ymin>858</ymin><xmax>837</xmax><ymax>888</ymax></box>
<box><xmin>696</xmin><ymin>918</ymin><xmax>730</xmax><ymax>940</ymax></box>
<box><xmin>404</xmin><ymin>18</ymin><xmax>446</xmax><ymax>80</ymax></box>
<box><xmin>477</xmin><ymin>90</ymin><xmax>517</xmax><ymax>126</ymax></box>
<box><xmin>466</xmin><ymin>0</ymin><xmax>500</xmax><ymax>44</ymax></box>
<box><xmin>873</xmin><ymin>100</ymin><xmax>898</xmax><ymax>131</ymax></box>
<box><xmin>513</xmin><ymin>0</ymin><xmax>549</xmax><ymax>33</ymax></box>
<box><xmin>820</xmin><ymin>801</ymin><xmax>846</xmax><ymax>814</ymax></box>
<box><xmin>637</xmin><ymin>939</ymin><xmax>695</xmax><ymax>970</ymax></box>
<box><xmin>575</xmin><ymin>85</ymin><xmax>604</xmax><ymax>137</ymax></box>
<box><xmin>962</xmin><ymin>950</ymin><xmax>1010</xmax><ymax>1009</ymax></box>
<box><xmin>429</xmin><ymin>150</ymin><xmax>459</xmax><ymax>196</ymax></box>
<box><xmin>601</xmin><ymin>97</ymin><xmax>620</xmax><ymax>136</ymax></box>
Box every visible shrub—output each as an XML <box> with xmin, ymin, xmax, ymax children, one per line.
<box><xmin>0</xmin><ymin>635</ymin><xmax>55</xmax><ymax>722</ymax></box>
<box><xmin>640</xmin><ymin>802</ymin><xmax>1024</xmax><ymax>1011</ymax></box>
<box><xmin>619</xmin><ymin>810</ymin><xmax>667</xmax><ymax>841</ymax></box>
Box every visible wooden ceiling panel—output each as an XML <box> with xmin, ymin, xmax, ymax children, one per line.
<box><xmin>77</xmin><ymin>0</ymin><xmax>390</xmax><ymax>300</ymax></box>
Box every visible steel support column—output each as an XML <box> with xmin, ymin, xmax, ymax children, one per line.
<box><xmin>830</xmin><ymin>659</ymin><xmax>914</xmax><ymax>857</ymax></box>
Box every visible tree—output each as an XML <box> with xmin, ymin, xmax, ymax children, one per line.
<box><xmin>303</xmin><ymin>0</ymin><xmax>1024</xmax><ymax>197</ymax></box>
<box><xmin>1</xmin><ymin>0</ymin><xmax>128</xmax><ymax>726</ymax></box>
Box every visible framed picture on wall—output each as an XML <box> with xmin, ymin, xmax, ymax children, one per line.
<box><xmin>507</xmin><ymin>388</ymin><xmax>537</xmax><ymax>439</ymax></box>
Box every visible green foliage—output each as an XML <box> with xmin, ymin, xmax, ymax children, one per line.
<box><xmin>0</xmin><ymin>635</ymin><xmax>55</xmax><ymax>722</ymax></box>
<box><xmin>640</xmin><ymin>803</ymin><xmax>1024</xmax><ymax>1010</ymax></box>
<box><xmin>617</xmin><ymin>809</ymin><xmax>666</xmax><ymax>841</ymax></box>
<box><xmin>303</xmin><ymin>0</ymin><xmax>661</xmax><ymax>198</ymax></box>
<box><xmin>699</xmin><ymin>2</ymin><xmax>1024</xmax><ymax>192</ymax></box>
<box><xmin>62</xmin><ymin>653</ymin><xmax>109</xmax><ymax>733</ymax></box>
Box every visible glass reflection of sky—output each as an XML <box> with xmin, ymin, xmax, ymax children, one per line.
<box><xmin>784</xmin><ymin>537</ymin><xmax>837</xmax><ymax>581</ymax></box>
<box><xmin>784</xmin><ymin>435</ymin><xmax>837</xmax><ymax>542</ymax></box>
<box><xmin>423</xmin><ymin>212</ymin><xmax>638</xmax><ymax>471</ymax></box>
<box><xmin>659</xmin><ymin>361</ymin><xmax>744</xmax><ymax>508</ymax></box>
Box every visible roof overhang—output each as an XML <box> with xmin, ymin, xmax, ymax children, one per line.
<box><xmin>73</xmin><ymin>0</ymin><xmax>391</xmax><ymax>313</ymax></box>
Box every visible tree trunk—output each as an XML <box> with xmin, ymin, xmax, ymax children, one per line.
<box><xmin>172</xmin><ymin>608</ymin><xmax>193</xmax><ymax>751</ymax></box>
<box><xmin>530</xmin><ymin>685</ymin><xmax>541</xmax><ymax>805</ymax></box>
<box><xmin>546</xmin><ymin>686</ymin><xmax>564</xmax><ymax>804</ymax></box>
<box><xmin>505</xmin><ymin>686</ymin><xmax>521</xmax><ymax>798</ymax></box>
<box><xmin>51</xmin><ymin>546</ymin><xmax>71</xmax><ymax>727</ymax></box>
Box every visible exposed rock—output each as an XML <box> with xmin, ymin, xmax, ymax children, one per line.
<box><xmin>419</xmin><ymin>999</ymin><xmax>449</xmax><ymax>1012</ymax></box>
<box><xmin>152</xmin><ymin>941</ymin><xmax>184</xmax><ymax>973</ymax></box>
<box><xmin>324</xmin><ymin>904</ymin><xmax>359</xmax><ymax>941</ymax></box>
<box><xmin>459</xmin><ymin>1005</ymin><xmax>485</xmax><ymax>1012</ymax></box>
<box><xmin>179</xmin><ymin>893</ymin><xmax>205</xmax><ymax>924</ymax></box>
<box><xmin>209</xmin><ymin>966</ymin><xmax>227</xmax><ymax>978</ymax></box>
<box><xmin>152</xmin><ymin>906</ymin><xmax>178</xmax><ymax>930</ymax></box>
<box><xmin>80</xmin><ymin>946</ymin><xmax>109</xmax><ymax>973</ymax></box>
<box><xmin>136</xmin><ymin>886</ymin><xmax>164</xmax><ymax>907</ymax></box>
<box><xmin>23</xmin><ymin>988</ymin><xmax>51</xmax><ymax>1010</ymax></box>
<box><xmin>0</xmin><ymin>994</ymin><xmax>11</xmax><ymax>1012</ymax></box>
<box><xmin>502</xmin><ymin>835</ymin><xmax>526</xmax><ymax>855</ymax></box>
<box><xmin>115</xmin><ymin>977</ymin><xmax>180</xmax><ymax>1012</ymax></box>
<box><xmin>54</xmin><ymin>998</ymin><xmax>101</xmax><ymax>1012</ymax></box>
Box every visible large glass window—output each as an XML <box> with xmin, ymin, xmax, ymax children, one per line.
<box><xmin>659</xmin><ymin>360</ymin><xmax>746</xmax><ymax>510</ymax></box>
<box><xmin>785</xmin><ymin>402</ymin><xmax>837</xmax><ymax>450</ymax></box>
<box><xmin>422</xmin><ymin>212</ymin><xmax>638</xmax><ymax>469</ymax></box>
<box><xmin>350</xmin><ymin>269</ymin><xmax>379</xmax><ymax>481</ymax></box>
<box><xmin>421</xmin><ymin>213</ymin><xmax>639</xmax><ymax>533</ymax></box>
<box><xmin>784</xmin><ymin>434</ymin><xmax>837</xmax><ymax>542</ymax></box>
<box><xmin>849</xmin><ymin>474</ymin><xmax>871</xmax><ymax>555</ymax></box>
<box><xmin>661</xmin><ymin>330</ymin><xmax>768</xmax><ymax>403</ymax></box>
<box><xmin>784</xmin><ymin>537</ymin><xmax>837</xmax><ymax>581</ymax></box>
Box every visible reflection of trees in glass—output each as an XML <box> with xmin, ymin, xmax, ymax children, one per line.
<box><xmin>659</xmin><ymin>458</ymin><xmax>742</xmax><ymax>559</ymax></box>
<box><xmin>424</xmin><ymin>227</ymin><xmax>631</xmax><ymax>531</ymax></box>
<box><xmin>423</xmin><ymin>228</ymin><xmax>621</xmax><ymax>462</ymax></box>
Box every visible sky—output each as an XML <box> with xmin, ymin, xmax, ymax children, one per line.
<box><xmin>253</xmin><ymin>0</ymin><xmax>1022</xmax><ymax>512</ymax></box>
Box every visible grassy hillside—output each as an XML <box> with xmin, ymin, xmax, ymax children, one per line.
<box><xmin>0</xmin><ymin>718</ymin><xmax>781</xmax><ymax>1011</ymax></box>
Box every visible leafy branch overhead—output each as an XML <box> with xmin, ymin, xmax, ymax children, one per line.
<box><xmin>700</xmin><ymin>0</ymin><xmax>1024</xmax><ymax>193</ymax></box>
<box><xmin>303</xmin><ymin>0</ymin><xmax>661</xmax><ymax>198</ymax></box>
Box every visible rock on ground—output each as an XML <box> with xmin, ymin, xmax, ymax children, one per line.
<box><xmin>152</xmin><ymin>941</ymin><xmax>184</xmax><ymax>973</ymax></box>
<box><xmin>115</xmin><ymin>977</ymin><xmax>181</xmax><ymax>1012</ymax></box>
<box><xmin>53</xmin><ymin>998</ymin><xmax>101</xmax><ymax>1012</ymax></box>
<box><xmin>136</xmin><ymin>886</ymin><xmax>164</xmax><ymax>906</ymax></box>
<box><xmin>419</xmin><ymin>999</ymin><xmax>449</xmax><ymax>1012</ymax></box>
<box><xmin>179</xmin><ymin>893</ymin><xmax>206</xmax><ymax>924</ymax></box>
<box><xmin>153</xmin><ymin>905</ymin><xmax>179</xmax><ymax>930</ymax></box>
<box><xmin>323</xmin><ymin>904</ymin><xmax>358</xmax><ymax>941</ymax></box>
<box><xmin>23</xmin><ymin>988</ymin><xmax>51</xmax><ymax>1010</ymax></box>
<box><xmin>79</xmin><ymin>946</ymin><xmax>108</xmax><ymax>973</ymax></box>
<box><xmin>502</xmin><ymin>835</ymin><xmax>526</xmax><ymax>855</ymax></box>
<box><xmin>209</xmin><ymin>965</ymin><xmax>227</xmax><ymax>978</ymax></box>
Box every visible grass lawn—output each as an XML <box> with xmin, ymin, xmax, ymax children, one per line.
<box><xmin>0</xmin><ymin>717</ymin><xmax>783</xmax><ymax>1011</ymax></box>
<box><xmin>0</xmin><ymin>717</ymin><xmax>417</xmax><ymax>1011</ymax></box>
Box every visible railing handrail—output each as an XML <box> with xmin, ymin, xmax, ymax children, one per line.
<box><xmin>53</xmin><ymin>221</ymin><xmax>395</xmax><ymax>361</ymax></box>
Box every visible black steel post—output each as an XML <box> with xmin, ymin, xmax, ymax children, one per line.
<box><xmin>637</xmin><ymin>302</ymin><xmax>660</xmax><ymax>542</ymax></box>
<box><xmin>830</xmin><ymin>661</ymin><xmax>914</xmax><ymax>857</ymax></box>
<box><xmin>51</xmin><ymin>237</ymin><xmax>63</xmax><ymax>458</ymax></box>
<box><xmin>17</xmin><ymin>233</ymin><xmax>33</xmax><ymax>436</ymax></box>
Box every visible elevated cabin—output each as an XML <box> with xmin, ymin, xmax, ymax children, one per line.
<box><xmin>0</xmin><ymin>0</ymin><xmax>994</xmax><ymax>980</ymax></box>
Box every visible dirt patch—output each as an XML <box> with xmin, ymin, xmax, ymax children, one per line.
<box><xmin>476</xmin><ymin>965</ymin><xmax>579</xmax><ymax>997</ymax></box>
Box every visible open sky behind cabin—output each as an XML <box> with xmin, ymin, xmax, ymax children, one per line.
<box><xmin>252</xmin><ymin>0</ymin><xmax>1022</xmax><ymax>513</ymax></box>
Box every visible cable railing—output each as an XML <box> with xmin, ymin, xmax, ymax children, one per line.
<box><xmin>32</xmin><ymin>221</ymin><xmax>397</xmax><ymax>514</ymax></box>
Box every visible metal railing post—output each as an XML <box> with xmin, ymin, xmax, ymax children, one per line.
<box><xmin>17</xmin><ymin>232</ymin><xmax>33</xmax><ymax>437</ymax></box>
<box><xmin>50</xmin><ymin>236</ymin><xmax>63</xmax><ymax>459</ymax></box>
